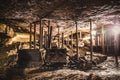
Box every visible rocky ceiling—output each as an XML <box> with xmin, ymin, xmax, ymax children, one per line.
<box><xmin>0</xmin><ymin>0</ymin><xmax>120</xmax><ymax>30</ymax></box>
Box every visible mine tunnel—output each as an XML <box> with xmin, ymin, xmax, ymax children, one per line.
<box><xmin>0</xmin><ymin>0</ymin><xmax>120</xmax><ymax>80</ymax></box>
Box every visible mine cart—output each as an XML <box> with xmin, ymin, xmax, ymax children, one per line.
<box><xmin>45</xmin><ymin>48</ymin><xmax>67</xmax><ymax>69</ymax></box>
<box><xmin>17</xmin><ymin>49</ymin><xmax>43</xmax><ymax>68</ymax></box>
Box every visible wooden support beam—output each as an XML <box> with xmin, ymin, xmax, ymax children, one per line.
<box><xmin>43</xmin><ymin>29</ymin><xmax>44</xmax><ymax>47</ymax></box>
<box><xmin>105</xmin><ymin>33</ymin><xmax>108</xmax><ymax>54</ymax></box>
<box><xmin>39</xmin><ymin>20</ymin><xmax>43</xmax><ymax>49</ymax></box>
<box><xmin>98</xmin><ymin>35</ymin><xmax>100</xmax><ymax>46</ymax></box>
<box><xmin>44</xmin><ymin>31</ymin><xmax>45</xmax><ymax>48</ymax></box>
<box><xmin>29</xmin><ymin>23</ymin><xmax>32</xmax><ymax>49</ymax></box>
<box><xmin>79</xmin><ymin>31</ymin><xmax>82</xmax><ymax>39</ymax></box>
<box><xmin>48</xmin><ymin>20</ymin><xmax>50</xmax><ymax>38</ymax></box>
<box><xmin>71</xmin><ymin>31</ymin><xmax>73</xmax><ymax>53</ymax></box>
<box><xmin>106</xmin><ymin>33</ymin><xmax>109</xmax><ymax>54</ymax></box>
<box><xmin>44</xmin><ymin>31</ymin><xmax>47</xmax><ymax>49</ymax></box>
<box><xmin>102</xmin><ymin>26</ymin><xmax>105</xmax><ymax>54</ymax></box>
<box><xmin>109</xmin><ymin>32</ymin><xmax>113</xmax><ymax>54</ymax></box>
<box><xmin>58</xmin><ymin>26</ymin><xmax>60</xmax><ymax>48</ymax></box>
<box><xmin>90</xmin><ymin>19</ymin><xmax>93</xmax><ymax>61</ymax></box>
<box><xmin>47</xmin><ymin>20</ymin><xmax>52</xmax><ymax>48</ymax></box>
<box><xmin>62</xmin><ymin>32</ymin><xmax>64</xmax><ymax>48</ymax></box>
<box><xmin>42</xmin><ymin>26</ymin><xmax>43</xmax><ymax>46</ymax></box>
<box><xmin>49</xmin><ymin>26</ymin><xmax>52</xmax><ymax>48</ymax></box>
<box><xmin>67</xmin><ymin>37</ymin><xmax>69</xmax><ymax>46</ymax></box>
<box><xmin>34</xmin><ymin>23</ymin><xmax>37</xmax><ymax>49</ymax></box>
<box><xmin>75</xmin><ymin>21</ymin><xmax>79</xmax><ymax>60</ymax></box>
<box><xmin>5</xmin><ymin>25</ymin><xmax>9</xmax><ymax>34</ymax></box>
<box><xmin>114</xmin><ymin>33</ymin><xmax>119</xmax><ymax>67</ymax></box>
<box><xmin>47</xmin><ymin>20</ymin><xmax>50</xmax><ymax>48</ymax></box>
<box><xmin>95</xmin><ymin>32</ymin><xmax>98</xmax><ymax>52</ymax></box>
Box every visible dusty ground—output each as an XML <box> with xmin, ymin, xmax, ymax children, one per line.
<box><xmin>19</xmin><ymin>57</ymin><xmax>120</xmax><ymax>80</ymax></box>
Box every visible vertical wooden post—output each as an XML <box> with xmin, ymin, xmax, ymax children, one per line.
<box><xmin>48</xmin><ymin>20</ymin><xmax>50</xmax><ymax>48</ymax></box>
<box><xmin>106</xmin><ymin>32</ymin><xmax>109</xmax><ymax>54</ymax></box>
<box><xmin>58</xmin><ymin>26</ymin><xmax>60</xmax><ymax>48</ymax></box>
<box><xmin>102</xmin><ymin>26</ymin><xmax>105</xmax><ymax>54</ymax></box>
<box><xmin>71</xmin><ymin>31</ymin><xmax>73</xmax><ymax>53</ymax></box>
<box><xmin>75</xmin><ymin>21</ymin><xmax>79</xmax><ymax>60</ymax></box>
<box><xmin>44</xmin><ymin>31</ymin><xmax>47</xmax><ymax>49</ymax></box>
<box><xmin>39</xmin><ymin>20</ymin><xmax>43</xmax><ymax>49</ymax></box>
<box><xmin>80</xmin><ymin>31</ymin><xmax>82</xmax><ymax>39</ymax></box>
<box><xmin>42</xmin><ymin>26</ymin><xmax>43</xmax><ymax>46</ymax></box>
<box><xmin>107</xmin><ymin>32</ymin><xmax>110</xmax><ymax>54</ymax></box>
<box><xmin>67</xmin><ymin>37</ymin><xmax>69</xmax><ymax>46</ymax></box>
<box><xmin>43</xmin><ymin>29</ymin><xmax>44</xmax><ymax>47</ymax></box>
<box><xmin>90</xmin><ymin>19</ymin><xmax>93</xmax><ymax>61</ymax></box>
<box><xmin>34</xmin><ymin>23</ymin><xmax>36</xmax><ymax>49</ymax></box>
<box><xmin>5</xmin><ymin>25</ymin><xmax>9</xmax><ymax>34</ymax></box>
<box><xmin>48</xmin><ymin>20</ymin><xmax>50</xmax><ymax>36</ymax></box>
<box><xmin>110</xmin><ymin>32</ymin><xmax>113</xmax><ymax>54</ymax></box>
<box><xmin>105</xmin><ymin>33</ymin><xmax>107</xmax><ymax>54</ymax></box>
<box><xmin>30</xmin><ymin>23</ymin><xmax>32</xmax><ymax>49</ymax></box>
<box><xmin>49</xmin><ymin>26</ymin><xmax>52</xmax><ymax>48</ymax></box>
<box><xmin>62</xmin><ymin>32</ymin><xmax>64</xmax><ymax>48</ymax></box>
<box><xmin>95</xmin><ymin>31</ymin><xmax>97</xmax><ymax>46</ymax></box>
<box><xmin>114</xmin><ymin>32</ymin><xmax>119</xmax><ymax>67</ymax></box>
<box><xmin>98</xmin><ymin>35</ymin><xmax>100</xmax><ymax>46</ymax></box>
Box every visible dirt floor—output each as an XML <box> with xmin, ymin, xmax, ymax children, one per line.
<box><xmin>17</xmin><ymin>57</ymin><xmax>120</xmax><ymax>80</ymax></box>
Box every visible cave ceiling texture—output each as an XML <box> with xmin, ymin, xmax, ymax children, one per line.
<box><xmin>0</xmin><ymin>0</ymin><xmax>120</xmax><ymax>34</ymax></box>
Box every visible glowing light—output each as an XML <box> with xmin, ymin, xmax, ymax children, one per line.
<box><xmin>92</xmin><ymin>31</ymin><xmax>96</xmax><ymax>35</ymax></box>
<box><xmin>112</xmin><ymin>25</ymin><xmax>120</xmax><ymax>34</ymax></box>
<box><xmin>101</xmin><ymin>29</ymin><xmax>106</xmax><ymax>34</ymax></box>
<box><xmin>83</xmin><ymin>37</ymin><xmax>90</xmax><ymax>40</ymax></box>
